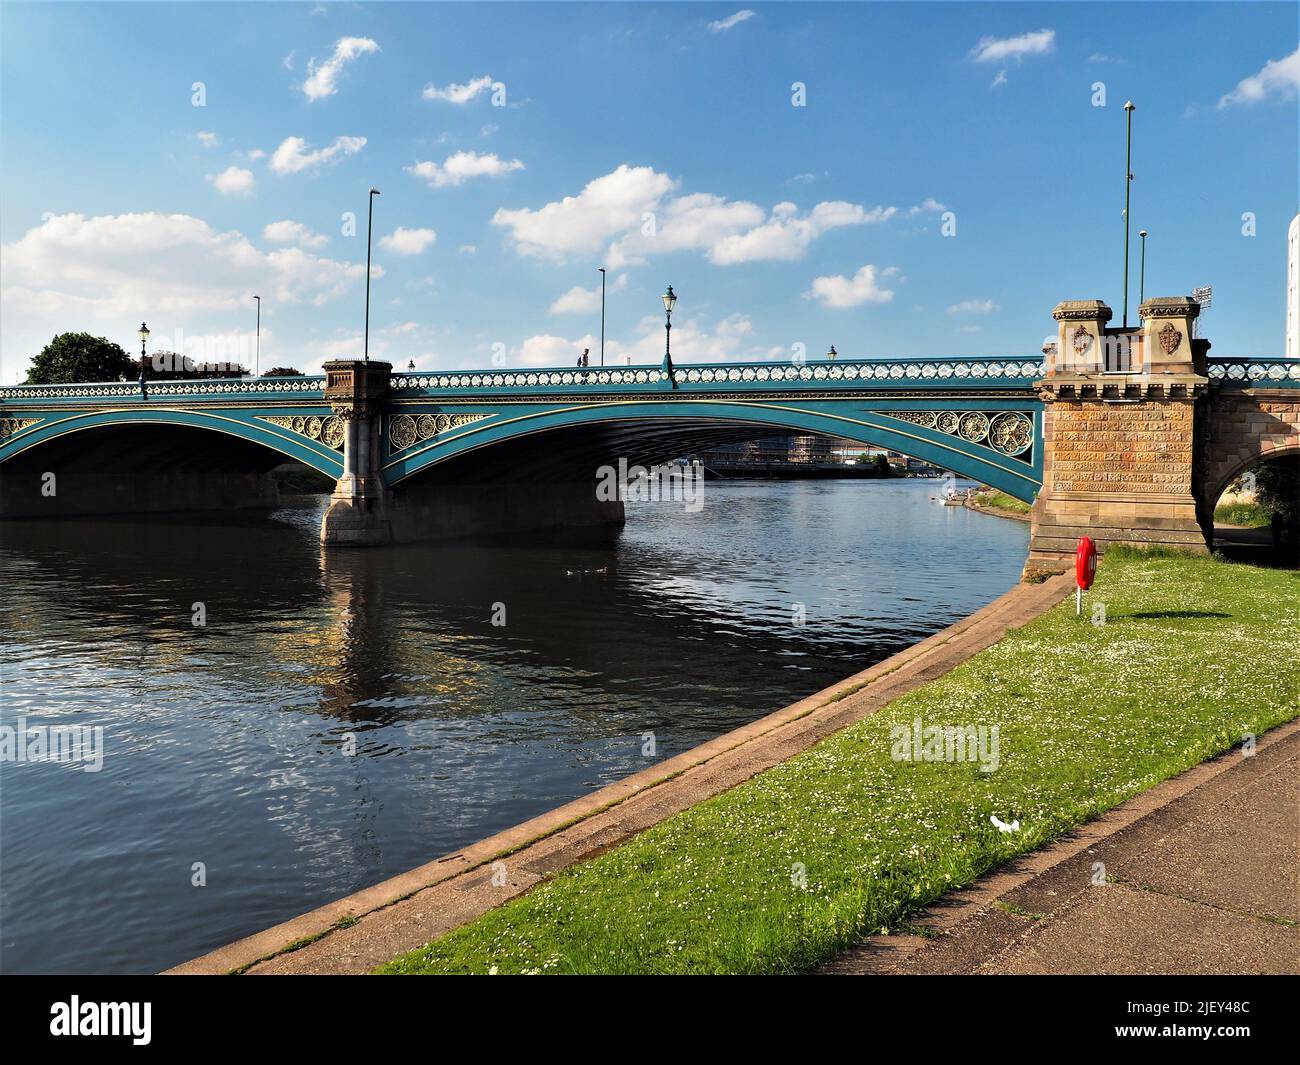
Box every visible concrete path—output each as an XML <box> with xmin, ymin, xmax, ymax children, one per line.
<box><xmin>822</xmin><ymin>717</ymin><xmax>1300</xmax><ymax>975</ymax></box>
<box><xmin>167</xmin><ymin>572</ymin><xmax>1075</xmax><ymax>975</ymax></box>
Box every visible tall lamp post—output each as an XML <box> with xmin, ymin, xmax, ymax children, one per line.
<box><xmin>598</xmin><ymin>267</ymin><xmax>606</xmax><ymax>367</ymax></box>
<box><xmin>661</xmin><ymin>284</ymin><xmax>677</xmax><ymax>389</ymax></box>
<box><xmin>364</xmin><ymin>187</ymin><xmax>380</xmax><ymax>362</ymax></box>
<box><xmin>1138</xmin><ymin>230</ymin><xmax>1148</xmax><ymax>305</ymax></box>
<box><xmin>138</xmin><ymin>321</ymin><xmax>150</xmax><ymax>400</ymax></box>
<box><xmin>253</xmin><ymin>294</ymin><xmax>261</xmax><ymax>376</ymax></box>
<box><xmin>1122</xmin><ymin>100</ymin><xmax>1135</xmax><ymax>328</ymax></box>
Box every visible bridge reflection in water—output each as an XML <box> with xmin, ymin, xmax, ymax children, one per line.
<box><xmin>0</xmin><ymin>480</ymin><xmax>1026</xmax><ymax>974</ymax></box>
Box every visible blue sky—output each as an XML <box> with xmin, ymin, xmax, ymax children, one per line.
<box><xmin>1</xmin><ymin>1</ymin><xmax>1296</xmax><ymax>382</ymax></box>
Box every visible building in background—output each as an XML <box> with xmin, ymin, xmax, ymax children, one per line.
<box><xmin>1287</xmin><ymin>212</ymin><xmax>1299</xmax><ymax>359</ymax></box>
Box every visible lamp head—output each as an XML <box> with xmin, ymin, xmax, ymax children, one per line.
<box><xmin>662</xmin><ymin>284</ymin><xmax>676</xmax><ymax>313</ymax></box>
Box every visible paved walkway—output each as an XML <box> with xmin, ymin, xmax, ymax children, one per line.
<box><xmin>822</xmin><ymin>717</ymin><xmax>1300</xmax><ymax>975</ymax></box>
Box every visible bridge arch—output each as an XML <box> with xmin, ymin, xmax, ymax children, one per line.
<box><xmin>0</xmin><ymin>408</ymin><xmax>344</xmax><ymax>520</ymax></box>
<box><xmin>0</xmin><ymin>407</ymin><xmax>344</xmax><ymax>478</ymax></box>
<box><xmin>382</xmin><ymin>399</ymin><xmax>1043</xmax><ymax>502</ymax></box>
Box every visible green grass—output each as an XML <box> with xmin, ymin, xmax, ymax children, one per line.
<box><xmin>1214</xmin><ymin>501</ymin><xmax>1272</xmax><ymax>528</ymax></box>
<box><xmin>975</xmin><ymin>490</ymin><xmax>1032</xmax><ymax>515</ymax></box>
<box><xmin>379</xmin><ymin>553</ymin><xmax>1299</xmax><ymax>975</ymax></box>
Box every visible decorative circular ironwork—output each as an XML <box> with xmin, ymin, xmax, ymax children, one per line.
<box><xmin>936</xmin><ymin>411</ymin><xmax>960</xmax><ymax>435</ymax></box>
<box><xmin>958</xmin><ymin>411</ymin><xmax>990</xmax><ymax>442</ymax></box>
<box><xmin>290</xmin><ymin>415</ymin><xmax>306</xmax><ymax>433</ymax></box>
<box><xmin>389</xmin><ymin>415</ymin><xmax>417</xmax><ymax>451</ymax></box>
<box><xmin>416</xmin><ymin>414</ymin><xmax>438</xmax><ymax>439</ymax></box>
<box><xmin>322</xmin><ymin>416</ymin><xmax>346</xmax><ymax>449</ymax></box>
<box><xmin>988</xmin><ymin>412</ymin><xmax>1033</xmax><ymax>456</ymax></box>
<box><xmin>305</xmin><ymin>416</ymin><xmax>322</xmax><ymax>439</ymax></box>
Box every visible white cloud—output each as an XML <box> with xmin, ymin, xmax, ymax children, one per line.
<box><xmin>1217</xmin><ymin>45</ymin><xmax>1300</xmax><ymax>108</ymax></box>
<box><xmin>406</xmin><ymin>150</ymin><xmax>524</xmax><ymax>188</ymax></box>
<box><xmin>270</xmin><ymin>135</ymin><xmax>366</xmax><ymax>175</ymax></box>
<box><xmin>0</xmin><ymin>211</ymin><xmax>372</xmax><ymax>368</ymax></box>
<box><xmin>549</xmin><ymin>273</ymin><xmax>628</xmax><ymax>315</ymax></box>
<box><xmin>608</xmin><ymin>191</ymin><xmax>765</xmax><ymax>267</ymax></box>
<box><xmin>196</xmin><ymin>131</ymin><xmax>219</xmax><ymax>148</ymax></box>
<box><xmin>263</xmin><ymin>219</ymin><xmax>328</xmax><ymax>249</ymax></box>
<box><xmin>1088</xmin><ymin>53</ymin><xmax>1127</xmax><ymax>65</ymax></box>
<box><xmin>708</xmin><ymin>200</ymin><xmax>895</xmax><ymax>265</ymax></box>
<box><xmin>946</xmin><ymin>299</ymin><xmax>999</xmax><ymax>314</ymax></box>
<box><xmin>458</xmin><ymin>244</ymin><xmax>477</xmax><ymax>255</ymax></box>
<box><xmin>908</xmin><ymin>197</ymin><xmax>946</xmax><ymax>215</ymax></box>
<box><xmin>969</xmin><ymin>28</ymin><xmax>1055</xmax><ymax>64</ymax></box>
<box><xmin>709</xmin><ymin>10</ymin><xmax>755</xmax><ymax>33</ymax></box>
<box><xmin>495</xmin><ymin>164</ymin><xmax>896</xmax><ymax>266</ymax></box>
<box><xmin>991</xmin><ymin>70</ymin><xmax>1008</xmax><ymax>89</ymax></box>
<box><xmin>282</xmin><ymin>50</ymin><xmax>295</xmax><ymax>72</ymax></box>
<box><xmin>422</xmin><ymin>75</ymin><xmax>494</xmax><ymax>104</ymax></box>
<box><xmin>301</xmin><ymin>36</ymin><xmax>379</xmax><ymax>101</ymax></box>
<box><xmin>208</xmin><ymin>166</ymin><xmax>255</xmax><ymax>196</ymax></box>
<box><xmin>493</xmin><ymin>164</ymin><xmax>677</xmax><ymax>258</ymax></box>
<box><xmin>380</xmin><ymin>226</ymin><xmax>437</xmax><ymax>255</ymax></box>
<box><xmin>803</xmin><ymin>265</ymin><xmax>897</xmax><ymax>309</ymax></box>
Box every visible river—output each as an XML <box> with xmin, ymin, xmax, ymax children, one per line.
<box><xmin>0</xmin><ymin>478</ymin><xmax>1027</xmax><ymax>974</ymax></box>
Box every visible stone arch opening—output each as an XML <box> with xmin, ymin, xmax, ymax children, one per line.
<box><xmin>0</xmin><ymin>421</ymin><xmax>332</xmax><ymax>520</ymax></box>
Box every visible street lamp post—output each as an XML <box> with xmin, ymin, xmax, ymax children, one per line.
<box><xmin>598</xmin><ymin>267</ymin><xmax>606</xmax><ymax>367</ymax></box>
<box><xmin>364</xmin><ymin>188</ymin><xmax>380</xmax><ymax>362</ymax></box>
<box><xmin>661</xmin><ymin>284</ymin><xmax>677</xmax><ymax>389</ymax></box>
<box><xmin>1122</xmin><ymin>100</ymin><xmax>1135</xmax><ymax>328</ymax></box>
<box><xmin>253</xmin><ymin>295</ymin><xmax>261</xmax><ymax>376</ymax></box>
<box><xmin>1138</xmin><ymin>230</ymin><xmax>1148</xmax><ymax>305</ymax></box>
<box><xmin>138</xmin><ymin>321</ymin><xmax>150</xmax><ymax>400</ymax></box>
<box><xmin>827</xmin><ymin>345</ymin><xmax>837</xmax><ymax>361</ymax></box>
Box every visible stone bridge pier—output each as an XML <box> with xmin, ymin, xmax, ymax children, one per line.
<box><xmin>1024</xmin><ymin>296</ymin><xmax>1300</xmax><ymax>578</ymax></box>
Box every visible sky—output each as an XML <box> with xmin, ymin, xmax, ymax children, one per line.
<box><xmin>1</xmin><ymin>1</ymin><xmax>1296</xmax><ymax>382</ymax></box>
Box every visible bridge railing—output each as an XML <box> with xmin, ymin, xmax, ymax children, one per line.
<box><xmin>1205</xmin><ymin>358</ymin><xmax>1300</xmax><ymax>388</ymax></box>
<box><xmin>389</xmin><ymin>356</ymin><xmax>1050</xmax><ymax>395</ymax></box>
<box><xmin>3</xmin><ymin>357</ymin><xmax>1292</xmax><ymax>404</ymax></box>
<box><xmin>0</xmin><ymin>376</ymin><xmax>327</xmax><ymax>403</ymax></box>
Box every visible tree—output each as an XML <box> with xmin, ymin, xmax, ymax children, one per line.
<box><xmin>262</xmin><ymin>367</ymin><xmax>304</xmax><ymax>377</ymax></box>
<box><xmin>26</xmin><ymin>332</ymin><xmax>134</xmax><ymax>384</ymax></box>
<box><xmin>134</xmin><ymin>354</ymin><xmax>249</xmax><ymax>381</ymax></box>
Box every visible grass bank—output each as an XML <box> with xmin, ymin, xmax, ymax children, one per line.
<box><xmin>380</xmin><ymin>550</ymin><xmax>1299</xmax><ymax>975</ymax></box>
<box><xmin>1215</xmin><ymin>500</ymin><xmax>1272</xmax><ymax>528</ymax></box>
<box><xmin>972</xmin><ymin>489</ymin><xmax>1032</xmax><ymax>515</ymax></box>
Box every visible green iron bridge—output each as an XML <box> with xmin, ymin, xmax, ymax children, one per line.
<box><xmin>1</xmin><ymin>302</ymin><xmax>1297</xmax><ymax>561</ymax></box>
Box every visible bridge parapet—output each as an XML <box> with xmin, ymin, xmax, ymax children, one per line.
<box><xmin>388</xmin><ymin>356</ymin><xmax>1047</xmax><ymax>397</ymax></box>
<box><xmin>0</xmin><ymin>376</ymin><xmax>326</xmax><ymax>405</ymax></box>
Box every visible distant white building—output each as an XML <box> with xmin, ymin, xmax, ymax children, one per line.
<box><xmin>1288</xmin><ymin>212</ymin><xmax>1300</xmax><ymax>358</ymax></box>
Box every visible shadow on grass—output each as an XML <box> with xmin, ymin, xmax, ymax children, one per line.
<box><xmin>1129</xmin><ymin>610</ymin><xmax>1232</xmax><ymax>620</ymax></box>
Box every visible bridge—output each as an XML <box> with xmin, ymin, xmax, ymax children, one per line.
<box><xmin>1</xmin><ymin>295</ymin><xmax>1296</xmax><ymax>575</ymax></box>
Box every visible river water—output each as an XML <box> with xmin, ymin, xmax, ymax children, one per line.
<box><xmin>0</xmin><ymin>478</ymin><xmax>1027</xmax><ymax>974</ymax></box>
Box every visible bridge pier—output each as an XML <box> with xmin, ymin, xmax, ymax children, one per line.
<box><xmin>1024</xmin><ymin>297</ymin><xmax>1210</xmax><ymax>578</ymax></box>
<box><xmin>319</xmin><ymin>360</ymin><xmax>395</xmax><ymax>547</ymax></box>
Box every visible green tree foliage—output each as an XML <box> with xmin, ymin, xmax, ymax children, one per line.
<box><xmin>261</xmin><ymin>367</ymin><xmax>304</xmax><ymax>377</ymax></box>
<box><xmin>134</xmin><ymin>354</ymin><xmax>249</xmax><ymax>381</ymax></box>
<box><xmin>26</xmin><ymin>332</ymin><xmax>134</xmax><ymax>384</ymax></box>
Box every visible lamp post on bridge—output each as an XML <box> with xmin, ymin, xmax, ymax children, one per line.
<box><xmin>1138</xmin><ymin>231</ymin><xmax>1148</xmax><ymax>305</ymax></box>
<box><xmin>598</xmin><ymin>267</ymin><xmax>606</xmax><ymax>367</ymax></box>
<box><xmin>661</xmin><ymin>284</ymin><xmax>677</xmax><ymax>390</ymax></box>
<box><xmin>364</xmin><ymin>187</ymin><xmax>380</xmax><ymax>362</ymax></box>
<box><xmin>253</xmin><ymin>294</ymin><xmax>261</xmax><ymax>377</ymax></box>
<box><xmin>1122</xmin><ymin>100</ymin><xmax>1136</xmax><ymax>328</ymax></box>
<box><xmin>138</xmin><ymin>321</ymin><xmax>150</xmax><ymax>400</ymax></box>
